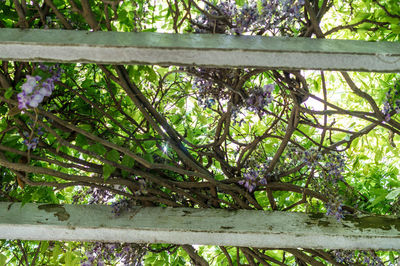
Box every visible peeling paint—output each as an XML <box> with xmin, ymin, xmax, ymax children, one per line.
<box><xmin>344</xmin><ymin>216</ymin><xmax>400</xmax><ymax>232</ymax></box>
<box><xmin>2</xmin><ymin>203</ymin><xmax>399</xmax><ymax>249</ymax></box>
<box><xmin>317</xmin><ymin>220</ymin><xmax>331</xmax><ymax>227</ymax></box>
<box><xmin>182</xmin><ymin>210</ymin><xmax>192</xmax><ymax>216</ymax></box>
<box><xmin>306</xmin><ymin>213</ymin><xmax>332</xmax><ymax>227</ymax></box>
<box><xmin>38</xmin><ymin>204</ymin><xmax>70</xmax><ymax>221</ymax></box>
<box><xmin>221</xmin><ymin>226</ymin><xmax>234</xmax><ymax>230</ymax></box>
<box><xmin>308</xmin><ymin>213</ymin><xmax>325</xmax><ymax>219</ymax></box>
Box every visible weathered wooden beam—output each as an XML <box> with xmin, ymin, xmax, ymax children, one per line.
<box><xmin>0</xmin><ymin>202</ymin><xmax>399</xmax><ymax>249</ymax></box>
<box><xmin>0</xmin><ymin>28</ymin><xmax>400</xmax><ymax>72</ymax></box>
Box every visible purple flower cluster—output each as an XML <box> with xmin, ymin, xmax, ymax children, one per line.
<box><xmin>302</xmin><ymin>149</ymin><xmax>345</xmax><ymax>183</ymax></box>
<box><xmin>73</xmin><ymin>186</ymin><xmax>140</xmax><ymax>215</ymax></box>
<box><xmin>325</xmin><ymin>201</ymin><xmax>344</xmax><ymax>221</ymax></box>
<box><xmin>363</xmin><ymin>256</ymin><xmax>384</xmax><ymax>266</ymax></box>
<box><xmin>193</xmin><ymin>1</ymin><xmax>236</xmax><ymax>34</ymax></box>
<box><xmin>324</xmin><ymin>153</ymin><xmax>345</xmax><ymax>182</ymax></box>
<box><xmin>192</xmin><ymin>0</ymin><xmax>304</xmax><ymax>35</ymax></box>
<box><xmin>23</xmin><ymin>139</ymin><xmax>38</xmax><ymax>150</ymax></box>
<box><xmin>17</xmin><ymin>64</ymin><xmax>61</xmax><ymax>109</ymax></box>
<box><xmin>22</xmin><ymin>131</ymin><xmax>39</xmax><ymax>150</ymax></box>
<box><xmin>235</xmin><ymin>0</ymin><xmax>304</xmax><ymax>34</ymax></box>
<box><xmin>111</xmin><ymin>198</ymin><xmax>136</xmax><ymax>216</ymax></box>
<box><xmin>72</xmin><ymin>187</ymin><xmax>114</xmax><ymax>205</ymax></box>
<box><xmin>296</xmin><ymin>147</ymin><xmax>349</xmax><ymax>219</ymax></box>
<box><xmin>303</xmin><ymin>147</ymin><xmax>323</xmax><ymax>167</ymax></box>
<box><xmin>333</xmin><ymin>250</ymin><xmax>385</xmax><ymax>266</ymax></box>
<box><xmin>246</xmin><ymin>84</ymin><xmax>274</xmax><ymax>114</ymax></box>
<box><xmin>333</xmin><ymin>250</ymin><xmax>355</xmax><ymax>264</ymax></box>
<box><xmin>192</xmin><ymin>73</ymin><xmax>230</xmax><ymax>109</ymax></box>
<box><xmin>87</xmin><ymin>187</ymin><xmax>114</xmax><ymax>204</ymax></box>
<box><xmin>382</xmin><ymin>82</ymin><xmax>400</xmax><ymax>121</ymax></box>
<box><xmin>238</xmin><ymin>167</ymin><xmax>267</xmax><ymax>193</ymax></box>
<box><xmin>82</xmin><ymin>242</ymin><xmax>146</xmax><ymax>266</ymax></box>
<box><xmin>110</xmin><ymin>180</ymin><xmax>146</xmax><ymax>216</ymax></box>
<box><xmin>21</xmin><ymin>124</ymin><xmax>45</xmax><ymax>150</ymax></box>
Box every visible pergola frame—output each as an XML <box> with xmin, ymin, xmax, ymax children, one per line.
<box><xmin>1</xmin><ymin>28</ymin><xmax>400</xmax><ymax>72</ymax></box>
<box><xmin>0</xmin><ymin>203</ymin><xmax>399</xmax><ymax>250</ymax></box>
<box><xmin>0</xmin><ymin>29</ymin><xmax>399</xmax><ymax>250</ymax></box>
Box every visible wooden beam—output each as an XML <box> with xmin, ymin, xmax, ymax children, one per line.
<box><xmin>0</xmin><ymin>28</ymin><xmax>400</xmax><ymax>72</ymax></box>
<box><xmin>0</xmin><ymin>202</ymin><xmax>399</xmax><ymax>249</ymax></box>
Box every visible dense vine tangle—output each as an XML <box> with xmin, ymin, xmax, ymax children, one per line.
<box><xmin>0</xmin><ymin>0</ymin><xmax>399</xmax><ymax>265</ymax></box>
<box><xmin>187</xmin><ymin>0</ymin><xmax>348</xmax><ymax>219</ymax></box>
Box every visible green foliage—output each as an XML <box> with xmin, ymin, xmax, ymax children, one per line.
<box><xmin>0</xmin><ymin>0</ymin><xmax>399</xmax><ymax>265</ymax></box>
<box><xmin>89</xmin><ymin>143</ymin><xmax>107</xmax><ymax>156</ymax></box>
<box><xmin>121</xmin><ymin>155</ymin><xmax>135</xmax><ymax>177</ymax></box>
<box><xmin>143</xmin><ymin>246</ymin><xmax>188</xmax><ymax>266</ymax></box>
<box><xmin>103</xmin><ymin>163</ymin><xmax>115</xmax><ymax>180</ymax></box>
<box><xmin>0</xmin><ymin>240</ymin><xmax>85</xmax><ymax>266</ymax></box>
<box><xmin>0</xmin><ymin>254</ymin><xmax>6</xmax><ymax>266</ymax></box>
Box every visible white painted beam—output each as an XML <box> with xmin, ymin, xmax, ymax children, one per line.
<box><xmin>0</xmin><ymin>202</ymin><xmax>399</xmax><ymax>249</ymax></box>
<box><xmin>0</xmin><ymin>29</ymin><xmax>400</xmax><ymax>72</ymax></box>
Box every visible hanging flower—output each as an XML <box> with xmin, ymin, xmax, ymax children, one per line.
<box><xmin>17</xmin><ymin>64</ymin><xmax>61</xmax><ymax>109</ymax></box>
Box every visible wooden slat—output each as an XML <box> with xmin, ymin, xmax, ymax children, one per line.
<box><xmin>0</xmin><ymin>28</ymin><xmax>400</xmax><ymax>72</ymax></box>
<box><xmin>0</xmin><ymin>202</ymin><xmax>399</xmax><ymax>249</ymax></box>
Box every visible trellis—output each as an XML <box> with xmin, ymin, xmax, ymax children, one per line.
<box><xmin>1</xmin><ymin>29</ymin><xmax>400</xmax><ymax>72</ymax></box>
<box><xmin>0</xmin><ymin>28</ymin><xmax>399</xmax><ymax>250</ymax></box>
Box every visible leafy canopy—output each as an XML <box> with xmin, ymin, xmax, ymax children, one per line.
<box><xmin>0</xmin><ymin>0</ymin><xmax>399</xmax><ymax>265</ymax></box>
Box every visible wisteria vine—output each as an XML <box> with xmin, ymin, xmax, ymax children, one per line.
<box><xmin>0</xmin><ymin>0</ymin><xmax>399</xmax><ymax>265</ymax></box>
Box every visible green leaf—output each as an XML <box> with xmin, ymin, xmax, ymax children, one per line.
<box><xmin>52</xmin><ymin>244</ymin><xmax>62</xmax><ymax>264</ymax></box>
<box><xmin>75</xmin><ymin>134</ymin><xmax>88</xmax><ymax>147</ymax></box>
<box><xmin>392</xmin><ymin>24</ymin><xmax>400</xmax><ymax>34</ymax></box>
<box><xmin>121</xmin><ymin>155</ymin><xmax>135</xmax><ymax>177</ymax></box>
<box><xmin>40</xmin><ymin>241</ymin><xmax>49</xmax><ymax>253</ymax></box>
<box><xmin>89</xmin><ymin>143</ymin><xmax>107</xmax><ymax>156</ymax></box>
<box><xmin>103</xmin><ymin>163</ymin><xmax>116</xmax><ymax>180</ymax></box>
<box><xmin>4</xmin><ymin>88</ymin><xmax>13</xmax><ymax>99</ymax></box>
<box><xmin>142</xmin><ymin>28</ymin><xmax>157</xmax><ymax>32</ymax></box>
<box><xmin>56</xmin><ymin>193</ymin><xmax>66</xmax><ymax>200</ymax></box>
<box><xmin>106</xmin><ymin>149</ymin><xmax>120</xmax><ymax>162</ymax></box>
<box><xmin>375</xmin><ymin>148</ymin><xmax>383</xmax><ymax>162</ymax></box>
<box><xmin>370</xmin><ymin>192</ymin><xmax>388</xmax><ymax>207</ymax></box>
<box><xmin>153</xmin><ymin>260</ymin><xmax>166</xmax><ymax>266</ymax></box>
<box><xmin>0</xmin><ymin>254</ymin><xmax>7</xmax><ymax>266</ymax></box>
<box><xmin>350</xmin><ymin>12</ymin><xmax>370</xmax><ymax>24</ymax></box>
<box><xmin>65</xmin><ymin>251</ymin><xmax>74</xmax><ymax>266</ymax></box>
<box><xmin>389</xmin><ymin>251</ymin><xmax>395</xmax><ymax>263</ymax></box>
<box><xmin>146</xmin><ymin>67</ymin><xmax>158</xmax><ymax>82</ymax></box>
<box><xmin>235</xmin><ymin>0</ymin><xmax>244</xmax><ymax>7</ymax></box>
<box><xmin>144</xmin><ymin>153</ymin><xmax>154</xmax><ymax>164</ymax></box>
<box><xmin>77</xmin><ymin>124</ymin><xmax>92</xmax><ymax>131</ymax></box>
<box><xmin>122</xmin><ymin>155</ymin><xmax>135</xmax><ymax>168</ymax></box>
<box><xmin>386</xmin><ymin>188</ymin><xmax>400</xmax><ymax>200</ymax></box>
